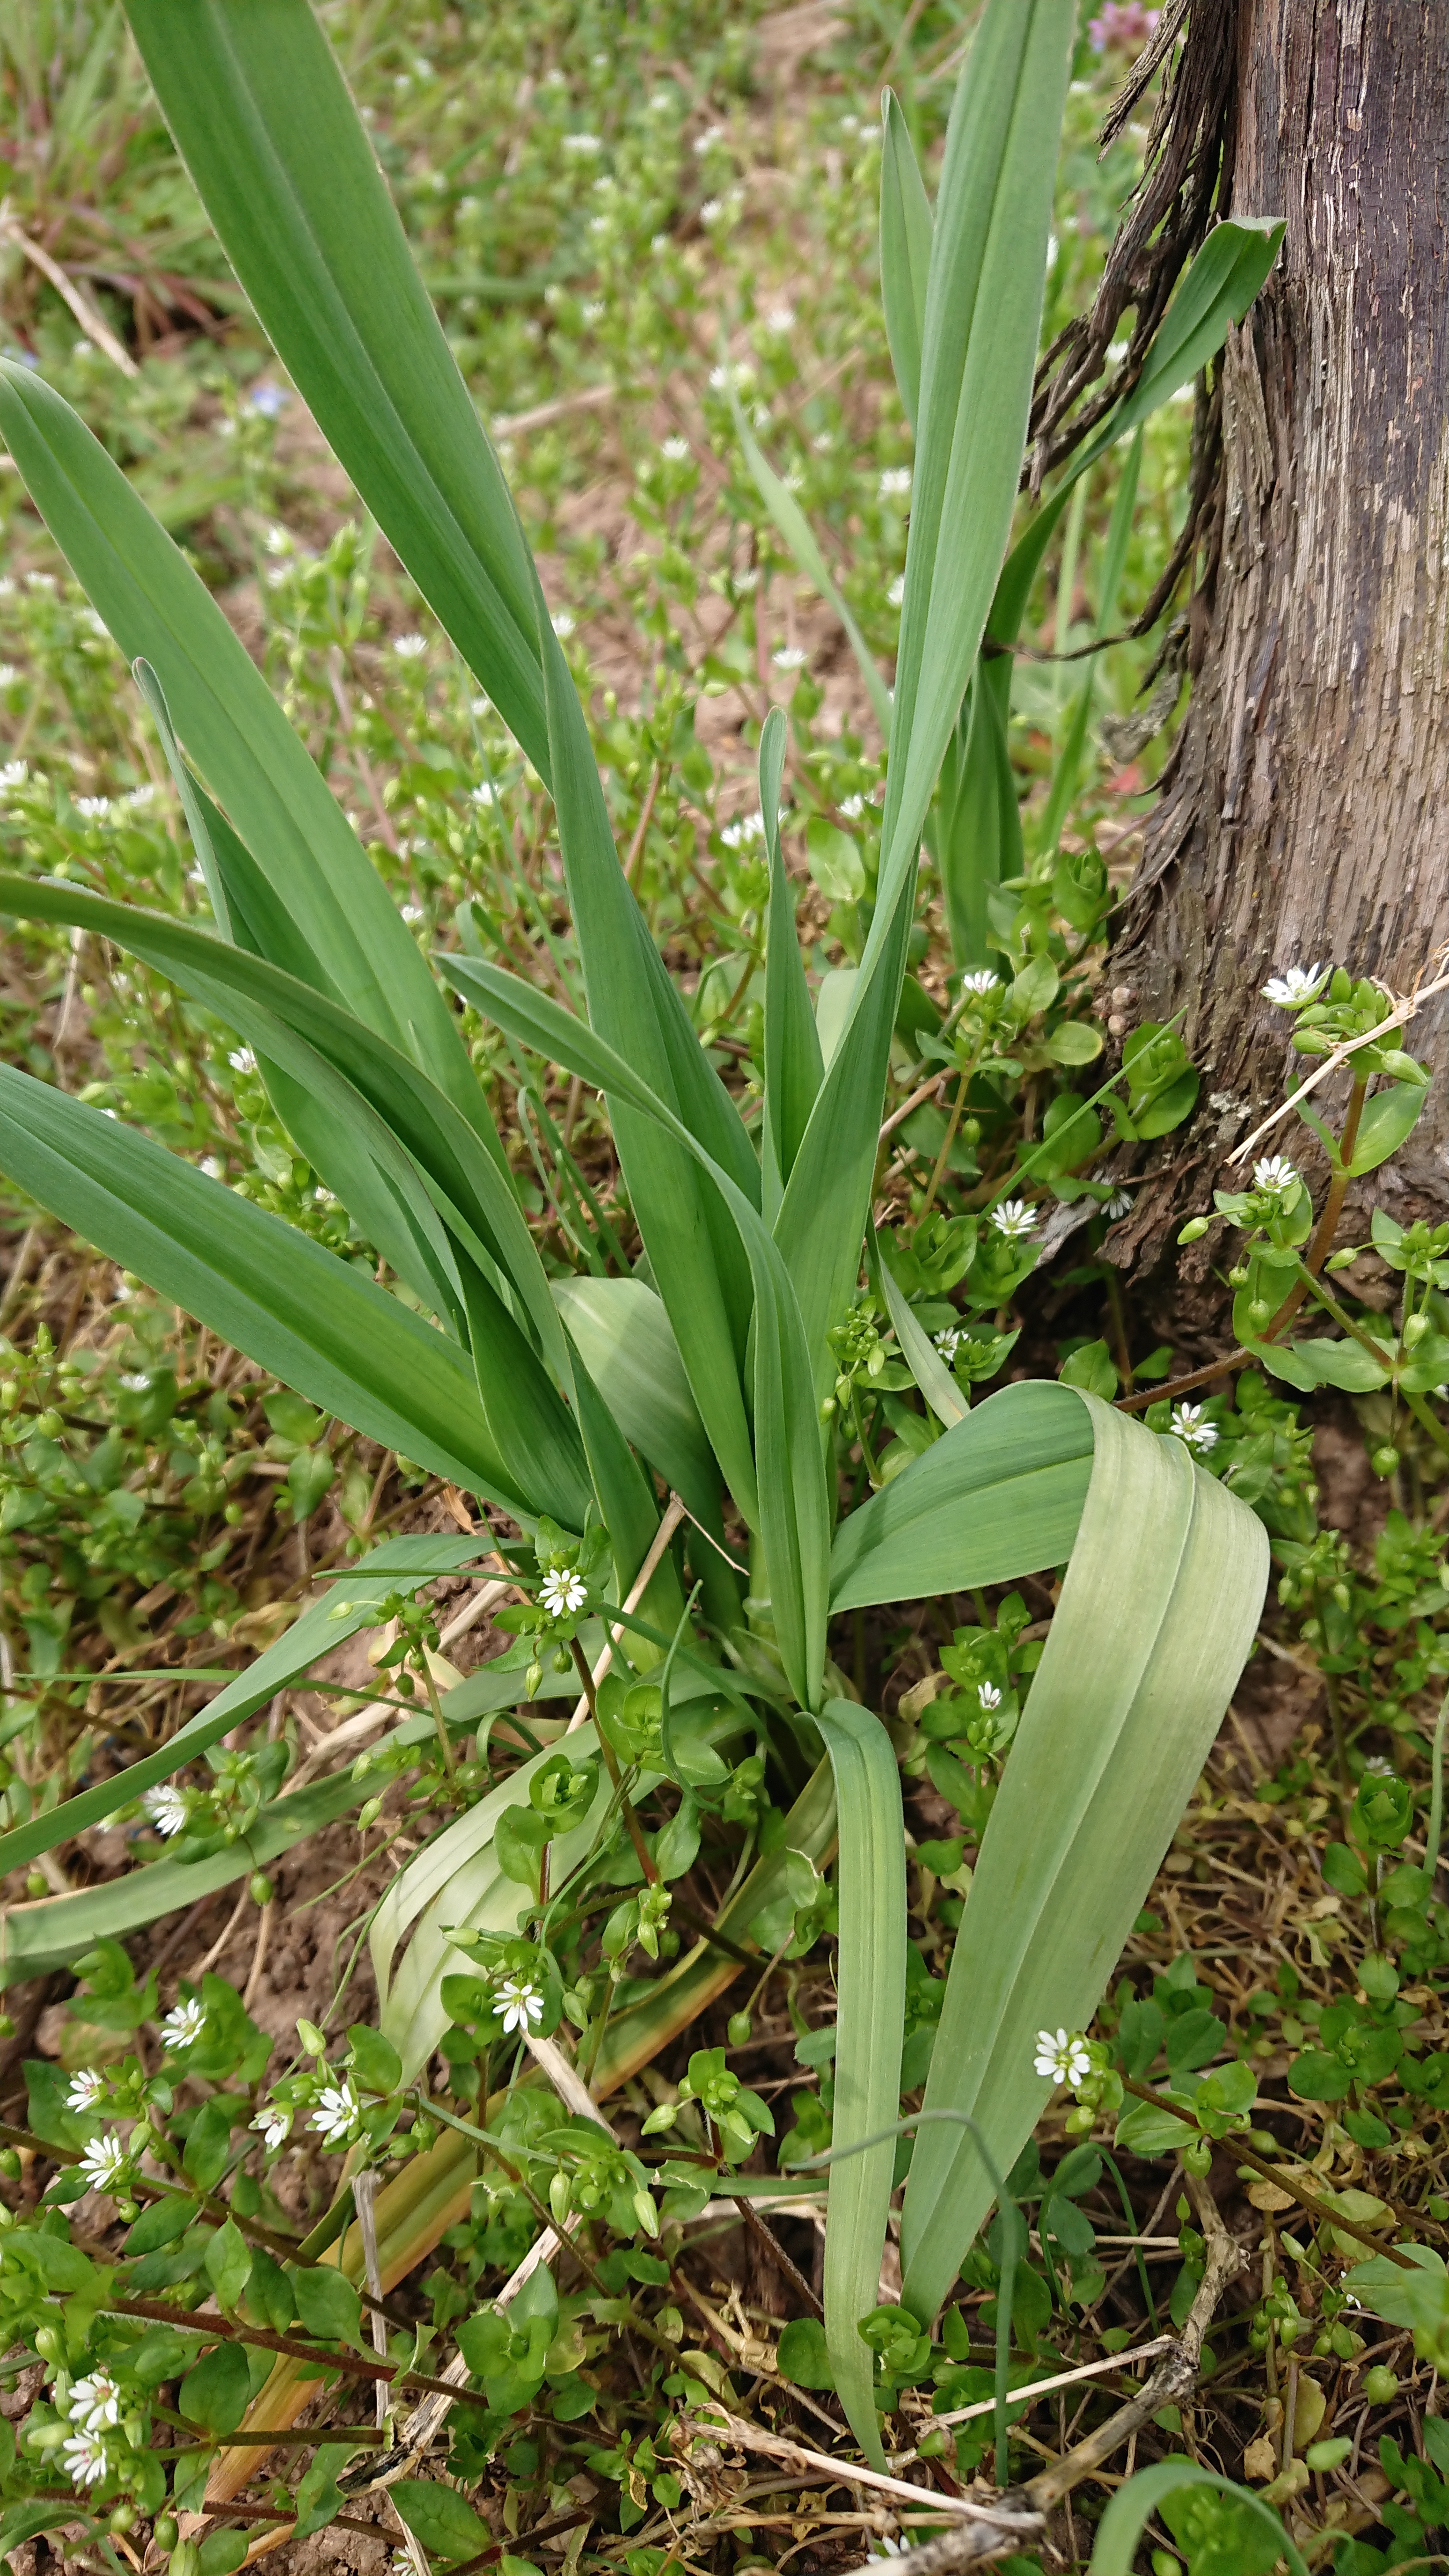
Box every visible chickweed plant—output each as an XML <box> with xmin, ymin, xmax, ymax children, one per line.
<box><xmin>0</xmin><ymin>6</ymin><xmax>1448</xmax><ymax>2575</ymax></box>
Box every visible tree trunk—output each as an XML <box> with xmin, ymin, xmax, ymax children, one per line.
<box><xmin>1112</xmin><ymin>0</ymin><xmax>1449</xmax><ymax>1261</ymax></box>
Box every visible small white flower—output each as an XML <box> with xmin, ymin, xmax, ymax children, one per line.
<box><xmin>540</xmin><ymin>1566</ymin><xmax>587</xmax><ymax>1619</ymax></box>
<box><xmin>838</xmin><ymin>793</ymin><xmax>864</xmax><ymax>820</ymax></box>
<box><xmin>252</xmin><ymin>2101</ymin><xmax>292</xmax><ymax>2152</ymax></box>
<box><xmin>124</xmin><ymin>784</ymin><xmax>154</xmax><ymax>808</ymax></box>
<box><xmin>693</xmin><ymin>124</ymin><xmax>727</xmax><ymax>155</ymax></box>
<box><xmin>67</xmin><ymin>2370</ymin><xmax>122</xmax><ymax>2432</ymax></box>
<box><xmin>878</xmin><ymin>467</ymin><xmax>912</xmax><ymax>500</ymax></box>
<box><xmin>661</xmin><ymin>435</ymin><xmax>690</xmax><ymax>461</ymax></box>
<box><xmin>263</xmin><ymin>524</ymin><xmax>292</xmax><ymax>557</ymax></box>
<box><xmin>401</xmin><ymin>904</ymin><xmax>424</xmax><ymax>924</ymax></box>
<box><xmin>228</xmin><ymin>1046</ymin><xmax>256</xmax><ymax>1075</ymax></box>
<box><xmin>66</xmin><ymin>2068</ymin><xmax>105</xmax><ymax>2114</ymax></box>
<box><xmin>700</xmin><ymin>197</ymin><xmax>724</xmax><ymax>226</ymax></box>
<box><xmin>1252</xmin><ymin>1153</ymin><xmax>1299</xmax><ymax>1195</ymax></box>
<box><xmin>0</xmin><ymin>761</ymin><xmax>27</xmax><ymax>791</ymax></box>
<box><xmin>719</xmin><ymin>814</ymin><xmax>765</xmax><ymax>851</ymax></box>
<box><xmin>160</xmin><ymin>1997</ymin><xmax>207</xmax><ymax>2052</ymax></box>
<box><xmin>311</xmin><ymin>2081</ymin><xmax>362</xmax><ymax>2148</ymax></box>
<box><xmin>886</xmin><ymin>573</ymin><xmax>905</xmax><ymax>608</ymax></box>
<box><xmin>1365</xmin><ymin>1754</ymin><xmax>1397</xmax><ymax>1778</ymax></box>
<box><xmin>977</xmin><ymin>1682</ymin><xmax>1003</xmax><ymax>1711</ymax></box>
<box><xmin>764</xmin><ymin>304</ymin><xmax>795</xmax><ymax>333</ymax></box>
<box><xmin>75</xmin><ymin>795</ymin><xmax>111</xmax><ymax>820</ymax></box>
<box><xmin>1104</xmin><ymin>1188</ymin><xmax>1134</xmax><ymax>1220</ymax></box>
<box><xmin>1033</xmin><ymin>2028</ymin><xmax>1092</xmax><ymax>2088</ymax></box>
<box><xmin>62</xmin><ymin>2427</ymin><xmax>110</xmax><ymax>2488</ymax></box>
<box><xmin>960</xmin><ymin>969</ymin><xmax>1000</xmax><ymax>996</ymax></box>
<box><xmin>249</xmin><ymin>381</ymin><xmax>289</xmax><ymax>418</ymax></box>
<box><xmin>78</xmin><ymin>2130</ymin><xmax>129</xmax><ymax>2193</ymax></box>
<box><xmin>935</xmin><ymin>1328</ymin><xmax>964</xmax><ymax>1364</ymax></box>
<box><xmin>708</xmin><ymin>360</ymin><xmax>753</xmax><ymax>395</ymax></box>
<box><xmin>989</xmin><ymin>1199</ymin><xmax>1037</xmax><ymax>1244</ymax></box>
<box><xmin>1169</xmin><ymin>1402</ymin><xmax>1219</xmax><ymax>1454</ymax></box>
<box><xmin>550</xmin><ymin>610</ymin><xmax>576</xmax><ymax>639</ymax></box>
<box><xmin>771</xmin><ymin>645</ymin><xmax>807</xmax><ymax>673</ymax></box>
<box><xmin>561</xmin><ymin>130</ymin><xmax>602</xmax><ymax>154</ymax></box>
<box><xmin>393</xmin><ymin>632</ymin><xmax>428</xmax><ymax>659</ymax></box>
<box><xmin>496</xmin><ymin>1976</ymin><xmax>545</xmax><ymax>2036</ymax></box>
<box><xmin>143</xmin><ymin>1783</ymin><xmax>190</xmax><ymax>1838</ymax></box>
<box><xmin>201</xmin><ymin>1156</ymin><xmax>224</xmax><ymax>1179</ymax></box>
<box><xmin>0</xmin><ymin>665</ymin><xmax>17</xmax><ymax>687</ymax></box>
<box><xmin>1261</xmin><ymin>963</ymin><xmax>1328</xmax><ymax>1008</ymax></box>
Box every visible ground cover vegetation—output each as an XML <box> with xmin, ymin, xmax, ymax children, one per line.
<box><xmin>0</xmin><ymin>5</ymin><xmax>1444</xmax><ymax>2574</ymax></box>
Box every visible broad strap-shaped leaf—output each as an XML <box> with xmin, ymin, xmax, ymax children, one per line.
<box><xmin>879</xmin><ymin>89</ymin><xmax>933</xmax><ymax>433</ymax></box>
<box><xmin>0</xmin><ymin>365</ymin><xmax>487</xmax><ymax>1142</ymax></box>
<box><xmin>760</xmin><ymin>707</ymin><xmax>824</xmax><ymax>1223</ymax></box>
<box><xmin>813</xmin><ymin>1698</ymin><xmax>907</xmax><ymax>2466</ymax></box>
<box><xmin>122</xmin><ymin>0</ymin><xmax>550</xmax><ymax>779</ymax></box>
<box><xmin>898</xmin><ymin>1393</ymin><xmax>1267</xmax><ymax>2321</ymax></box>
<box><xmin>550</xmin><ymin>1277</ymin><xmax>718</xmax><ymax>1526</ymax></box>
<box><xmin>0</xmin><ymin>1534</ymin><xmax>487</xmax><ymax>1878</ymax></box>
<box><xmin>438</xmin><ymin>954</ymin><xmax>831</xmax><ymax>1707</ymax></box>
<box><xmin>0</xmin><ymin>1063</ymin><xmax>537</xmax><ymax>1515</ymax></box>
<box><xmin>829</xmin><ymin>1376</ymin><xmax>1094</xmax><ymax>1612</ymax></box>
<box><xmin>936</xmin><ymin>657</ymin><xmax>1020</xmax><ymax>971</ymax></box>
<box><xmin>872</xmin><ymin>1235</ymin><xmax>965</xmax><ymax>1427</ymax></box>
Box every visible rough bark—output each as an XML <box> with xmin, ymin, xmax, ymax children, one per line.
<box><xmin>1112</xmin><ymin>0</ymin><xmax>1449</xmax><ymax>1261</ymax></box>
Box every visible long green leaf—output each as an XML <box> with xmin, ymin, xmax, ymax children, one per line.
<box><xmin>879</xmin><ymin>89</ymin><xmax>933</xmax><ymax>433</ymax></box>
<box><xmin>438</xmin><ymin>954</ymin><xmax>831</xmax><ymax>1706</ymax></box>
<box><xmin>773</xmin><ymin>0</ymin><xmax>1075</xmax><ymax>1385</ymax></box>
<box><xmin>537</xmin><ymin>603</ymin><xmax>761</xmax><ymax>1518</ymax></box>
<box><xmin>0</xmin><ymin>366</ymin><xmax>485</xmax><ymax>1139</ymax></box>
<box><xmin>0</xmin><ymin>873</ymin><xmax>567</xmax><ymax>1384</ymax></box>
<box><xmin>898</xmin><ymin>1393</ymin><xmax>1267</xmax><ymax>2321</ymax></box>
<box><xmin>760</xmin><ymin>706</ymin><xmax>824</xmax><ymax>1221</ymax></box>
<box><xmin>936</xmin><ymin>655</ymin><xmax>1020</xmax><ymax>970</ymax></box>
<box><xmin>0</xmin><ymin>1533</ymin><xmax>484</xmax><ymax>1879</ymax></box>
<box><xmin>872</xmin><ymin>1235</ymin><xmax>965</xmax><ymax>1427</ymax></box>
<box><xmin>1034</xmin><ymin>424</ymin><xmax>1142</xmax><ymax>862</ymax></box>
<box><xmin>733</xmin><ymin>400</ymin><xmax>894</xmax><ymax>743</ymax></box>
<box><xmin>0</xmin><ymin>1769</ymin><xmax>365</xmax><ymax>1987</ymax></box>
<box><xmin>0</xmin><ymin>1065</ymin><xmax>536</xmax><ymax>1516</ymax></box>
<box><xmin>813</xmin><ymin>1698</ymin><xmax>907</xmax><ymax>2466</ymax></box>
<box><xmin>828</xmin><ymin>1380</ymin><xmax>1093</xmax><ymax>1610</ymax></box>
<box><xmin>122</xmin><ymin>0</ymin><xmax>550</xmax><ymax>779</ymax></box>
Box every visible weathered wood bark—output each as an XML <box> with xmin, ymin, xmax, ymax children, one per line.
<box><xmin>1114</xmin><ymin>0</ymin><xmax>1449</xmax><ymax>1253</ymax></box>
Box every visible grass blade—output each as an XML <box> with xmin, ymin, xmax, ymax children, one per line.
<box><xmin>1087</xmin><ymin>2463</ymin><xmax>1307</xmax><ymax>2576</ymax></box>
<box><xmin>122</xmin><ymin>0</ymin><xmax>550</xmax><ymax>778</ymax></box>
<box><xmin>936</xmin><ymin>658</ymin><xmax>1020</xmax><ymax>970</ymax></box>
<box><xmin>879</xmin><ymin>89</ymin><xmax>933</xmax><ymax>433</ymax></box>
<box><xmin>761</xmin><ymin>706</ymin><xmax>824</xmax><ymax>1219</ymax></box>
<box><xmin>871</xmin><ymin>1233</ymin><xmax>965</xmax><ymax>1427</ymax></box>
<box><xmin>732</xmin><ymin>397</ymin><xmax>894</xmax><ymax>743</ymax></box>
<box><xmin>813</xmin><ymin>1697</ymin><xmax>907</xmax><ymax>2466</ymax></box>
<box><xmin>898</xmin><ymin>1394</ymin><xmax>1267</xmax><ymax>2320</ymax></box>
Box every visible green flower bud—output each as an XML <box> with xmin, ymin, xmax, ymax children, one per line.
<box><xmin>1363</xmin><ymin>2364</ymin><xmax>1399</xmax><ymax>2402</ymax></box>
<box><xmin>358</xmin><ymin>1797</ymin><xmax>384</xmax><ymax>1830</ymax></box>
<box><xmin>1403</xmin><ymin>1311</ymin><xmax>1430</xmax><ymax>1346</ymax></box>
<box><xmin>1371</xmin><ymin>1444</ymin><xmax>1401</xmax><ymax>1479</ymax></box>
<box><xmin>1181</xmin><ymin>2134</ymin><xmax>1212</xmax><ymax>2178</ymax></box>
<box><xmin>249</xmin><ymin>1873</ymin><xmax>274</xmax><ymax>1907</ymax></box>
<box><xmin>726</xmin><ymin>2010</ymin><xmax>753</xmax><ymax>2047</ymax></box>
<box><xmin>1177</xmin><ymin>1216</ymin><xmax>1210</xmax><ymax>1244</ymax></box>
<box><xmin>549</xmin><ymin>2169</ymin><xmax>572</xmax><ymax>2226</ymax></box>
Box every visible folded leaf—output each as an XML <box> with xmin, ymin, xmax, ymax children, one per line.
<box><xmin>828</xmin><ymin>1379</ymin><xmax>1093</xmax><ymax>1610</ymax></box>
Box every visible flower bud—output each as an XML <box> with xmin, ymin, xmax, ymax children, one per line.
<box><xmin>249</xmin><ymin>1873</ymin><xmax>274</xmax><ymax>1907</ymax></box>
<box><xmin>154</xmin><ymin>2517</ymin><xmax>179</xmax><ymax>2555</ymax></box>
<box><xmin>1363</xmin><ymin>2364</ymin><xmax>1399</xmax><ymax>2403</ymax></box>
<box><xmin>1177</xmin><ymin>1216</ymin><xmax>1210</xmax><ymax>1244</ymax></box>
<box><xmin>358</xmin><ymin>1797</ymin><xmax>384</xmax><ymax>1830</ymax></box>
<box><xmin>549</xmin><ymin>2169</ymin><xmax>572</xmax><ymax>2226</ymax></box>
<box><xmin>1403</xmin><ymin>1311</ymin><xmax>1430</xmax><ymax>1346</ymax></box>
<box><xmin>726</xmin><ymin>2010</ymin><xmax>752</xmax><ymax>2047</ymax></box>
<box><xmin>1371</xmin><ymin>1444</ymin><xmax>1400</xmax><ymax>1479</ymax></box>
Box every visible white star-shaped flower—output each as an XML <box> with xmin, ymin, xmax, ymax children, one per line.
<box><xmin>1033</xmin><ymin>2028</ymin><xmax>1092</xmax><ymax>2088</ymax></box>
<box><xmin>0</xmin><ymin>761</ymin><xmax>28</xmax><ymax>790</ymax></box>
<box><xmin>989</xmin><ymin>1199</ymin><xmax>1037</xmax><ymax>1244</ymax></box>
<box><xmin>67</xmin><ymin>2370</ymin><xmax>122</xmax><ymax>2432</ymax></box>
<box><xmin>1261</xmin><ymin>964</ymin><xmax>1328</xmax><ymax>1008</ymax></box>
<box><xmin>393</xmin><ymin>632</ymin><xmax>428</xmax><ymax>659</ymax></box>
<box><xmin>1169</xmin><ymin>1403</ymin><xmax>1219</xmax><ymax>1454</ymax></box>
<box><xmin>78</xmin><ymin>2131</ymin><xmax>129</xmax><ymax>2194</ymax></box>
<box><xmin>65</xmin><ymin>2068</ymin><xmax>105</xmax><ymax>2114</ymax></box>
<box><xmin>252</xmin><ymin>2102</ymin><xmax>292</xmax><ymax>2152</ymax></box>
<box><xmin>935</xmin><ymin>1328</ymin><xmax>964</xmax><ymax>1364</ymax></box>
<box><xmin>959</xmin><ymin>969</ymin><xmax>1000</xmax><ymax>995</ymax></box>
<box><xmin>311</xmin><ymin>2081</ymin><xmax>362</xmax><ymax>2149</ymax></box>
<box><xmin>1252</xmin><ymin>1153</ymin><xmax>1299</xmax><ymax>1195</ymax></box>
<box><xmin>977</xmin><ymin>1683</ymin><xmax>1003</xmax><ymax>1711</ymax></box>
<box><xmin>62</xmin><ymin>2426</ymin><xmax>110</xmax><ymax>2488</ymax></box>
<box><xmin>1104</xmin><ymin>1188</ymin><xmax>1134</xmax><ymax>1220</ymax></box>
<box><xmin>142</xmin><ymin>1783</ymin><xmax>190</xmax><ymax>1838</ymax></box>
<box><xmin>75</xmin><ymin>795</ymin><xmax>111</xmax><ymax>820</ymax></box>
<box><xmin>160</xmin><ymin>1998</ymin><xmax>206</xmax><ymax>2053</ymax></box>
<box><xmin>539</xmin><ymin>1567</ymin><xmax>587</xmax><ymax>1620</ymax></box>
<box><xmin>496</xmin><ymin>1976</ymin><xmax>545</xmax><ymax>2037</ymax></box>
<box><xmin>879</xmin><ymin>467</ymin><xmax>912</xmax><ymax>499</ymax></box>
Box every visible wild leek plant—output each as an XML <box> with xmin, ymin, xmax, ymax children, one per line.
<box><xmin>0</xmin><ymin>0</ymin><xmax>1277</xmax><ymax>2536</ymax></box>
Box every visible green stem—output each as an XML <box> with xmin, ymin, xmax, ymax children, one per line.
<box><xmin>1425</xmin><ymin>1685</ymin><xmax>1449</xmax><ymax>1887</ymax></box>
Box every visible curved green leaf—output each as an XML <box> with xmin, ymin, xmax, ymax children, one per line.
<box><xmin>879</xmin><ymin>89</ymin><xmax>933</xmax><ymax>433</ymax></box>
<box><xmin>761</xmin><ymin>705</ymin><xmax>824</xmax><ymax>1218</ymax></box>
<box><xmin>121</xmin><ymin>0</ymin><xmax>550</xmax><ymax>780</ymax></box>
<box><xmin>813</xmin><ymin>1698</ymin><xmax>907</xmax><ymax>2466</ymax></box>
<box><xmin>1087</xmin><ymin>2461</ymin><xmax>1306</xmax><ymax>2576</ymax></box>
<box><xmin>551</xmin><ymin>1277</ymin><xmax>718</xmax><ymax>1522</ymax></box>
<box><xmin>828</xmin><ymin>1380</ymin><xmax>1093</xmax><ymax>1610</ymax></box>
<box><xmin>898</xmin><ymin>1393</ymin><xmax>1267</xmax><ymax>2321</ymax></box>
